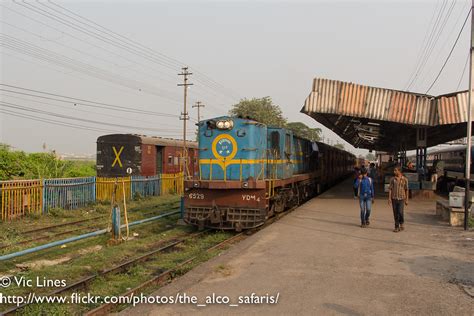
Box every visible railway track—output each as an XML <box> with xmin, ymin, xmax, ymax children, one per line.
<box><xmin>1</xmin><ymin>204</ymin><xmax>298</xmax><ymax>315</ymax></box>
<box><xmin>1</xmin><ymin>229</ymin><xmax>208</xmax><ymax>316</ymax></box>
<box><xmin>0</xmin><ymin>207</ymin><xmax>180</xmax><ymax>251</ymax></box>
<box><xmin>85</xmin><ymin>205</ymin><xmax>298</xmax><ymax>315</ymax></box>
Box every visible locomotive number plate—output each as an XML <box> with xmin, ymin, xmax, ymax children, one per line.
<box><xmin>242</xmin><ymin>194</ymin><xmax>261</xmax><ymax>202</ymax></box>
<box><xmin>188</xmin><ymin>193</ymin><xmax>205</xmax><ymax>200</ymax></box>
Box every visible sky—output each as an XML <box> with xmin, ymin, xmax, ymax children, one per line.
<box><xmin>0</xmin><ymin>0</ymin><xmax>471</xmax><ymax>157</ymax></box>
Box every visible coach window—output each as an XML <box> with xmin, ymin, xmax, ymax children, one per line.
<box><xmin>168</xmin><ymin>155</ymin><xmax>173</xmax><ymax>165</ymax></box>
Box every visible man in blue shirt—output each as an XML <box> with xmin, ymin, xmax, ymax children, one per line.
<box><xmin>354</xmin><ymin>167</ymin><xmax>375</xmax><ymax>228</ymax></box>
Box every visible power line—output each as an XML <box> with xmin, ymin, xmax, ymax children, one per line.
<box><xmin>404</xmin><ymin>0</ymin><xmax>443</xmax><ymax>90</ymax></box>
<box><xmin>416</xmin><ymin>1</ymin><xmax>470</xmax><ymax>89</ymax></box>
<box><xmin>1</xmin><ymin>2</ymin><xmax>240</xmax><ymax>110</ymax></box>
<box><xmin>0</xmin><ymin>108</ymin><xmax>116</xmax><ymax>133</ymax></box>
<box><xmin>425</xmin><ymin>7</ymin><xmax>471</xmax><ymax>94</ymax></box>
<box><xmin>406</xmin><ymin>0</ymin><xmax>450</xmax><ymax>91</ymax></box>
<box><xmin>34</xmin><ymin>0</ymin><xmax>240</xmax><ymax>101</ymax></box>
<box><xmin>0</xmin><ymin>100</ymin><xmax>186</xmax><ymax>134</ymax></box>
<box><xmin>0</xmin><ymin>4</ymin><xmax>181</xmax><ymax>86</ymax></box>
<box><xmin>0</xmin><ymin>84</ymin><xmax>178</xmax><ymax>117</ymax></box>
<box><xmin>15</xmin><ymin>1</ymin><xmax>240</xmax><ymax>102</ymax></box>
<box><xmin>0</xmin><ymin>34</ymin><xmax>184</xmax><ymax>103</ymax></box>
<box><xmin>456</xmin><ymin>52</ymin><xmax>470</xmax><ymax>91</ymax></box>
<box><xmin>45</xmin><ymin>0</ymin><xmax>242</xmax><ymax>100</ymax></box>
<box><xmin>0</xmin><ymin>93</ymin><xmax>186</xmax><ymax>128</ymax></box>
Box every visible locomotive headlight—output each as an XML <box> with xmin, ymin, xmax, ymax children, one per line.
<box><xmin>216</xmin><ymin>119</ymin><xmax>234</xmax><ymax>130</ymax></box>
<box><xmin>216</xmin><ymin>121</ymin><xmax>225</xmax><ymax>129</ymax></box>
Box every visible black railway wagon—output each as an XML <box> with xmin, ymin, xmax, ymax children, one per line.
<box><xmin>96</xmin><ymin>134</ymin><xmax>198</xmax><ymax>177</ymax></box>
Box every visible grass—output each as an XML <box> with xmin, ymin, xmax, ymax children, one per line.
<box><xmin>0</xmin><ymin>194</ymin><xmax>239</xmax><ymax>315</ymax></box>
<box><xmin>0</xmin><ymin>195</ymin><xmax>181</xmax><ymax>255</ymax></box>
<box><xmin>2</xmin><ymin>228</ymin><xmax>234</xmax><ymax>315</ymax></box>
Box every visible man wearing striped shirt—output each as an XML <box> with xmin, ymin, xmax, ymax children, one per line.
<box><xmin>388</xmin><ymin>166</ymin><xmax>409</xmax><ymax>232</ymax></box>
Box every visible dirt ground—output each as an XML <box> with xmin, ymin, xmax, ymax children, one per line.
<box><xmin>121</xmin><ymin>179</ymin><xmax>474</xmax><ymax>316</ymax></box>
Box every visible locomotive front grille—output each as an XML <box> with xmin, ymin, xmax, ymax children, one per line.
<box><xmin>185</xmin><ymin>207</ymin><xmax>266</xmax><ymax>230</ymax></box>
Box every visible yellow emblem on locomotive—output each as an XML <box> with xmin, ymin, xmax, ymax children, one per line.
<box><xmin>211</xmin><ymin>134</ymin><xmax>238</xmax><ymax>161</ymax></box>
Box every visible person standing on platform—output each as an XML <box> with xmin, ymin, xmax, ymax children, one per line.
<box><xmin>388</xmin><ymin>166</ymin><xmax>409</xmax><ymax>232</ymax></box>
<box><xmin>354</xmin><ymin>167</ymin><xmax>374</xmax><ymax>228</ymax></box>
<box><xmin>369</xmin><ymin>162</ymin><xmax>378</xmax><ymax>184</ymax></box>
<box><xmin>353</xmin><ymin>167</ymin><xmax>361</xmax><ymax>198</ymax></box>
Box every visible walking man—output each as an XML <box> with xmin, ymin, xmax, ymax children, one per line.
<box><xmin>388</xmin><ymin>166</ymin><xmax>409</xmax><ymax>232</ymax></box>
<box><xmin>354</xmin><ymin>167</ymin><xmax>374</xmax><ymax>228</ymax></box>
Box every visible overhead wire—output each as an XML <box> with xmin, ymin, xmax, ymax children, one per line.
<box><xmin>0</xmin><ymin>83</ymin><xmax>178</xmax><ymax>117</ymax></box>
<box><xmin>33</xmin><ymin>0</ymin><xmax>241</xmax><ymax>102</ymax></box>
<box><xmin>415</xmin><ymin>0</ymin><xmax>470</xmax><ymax>89</ymax></box>
<box><xmin>406</xmin><ymin>0</ymin><xmax>449</xmax><ymax>91</ymax></box>
<box><xmin>425</xmin><ymin>7</ymin><xmax>471</xmax><ymax>94</ymax></box>
<box><xmin>0</xmin><ymin>100</ymin><xmax>188</xmax><ymax>133</ymax></box>
<box><xmin>45</xmin><ymin>0</ymin><xmax>242</xmax><ymax>100</ymax></box>
<box><xmin>0</xmin><ymin>34</ymin><xmax>184</xmax><ymax>103</ymax></box>
<box><xmin>456</xmin><ymin>52</ymin><xmax>470</xmax><ymax>91</ymax></box>
<box><xmin>2</xmin><ymin>2</ymin><xmax>237</xmax><ymax>112</ymax></box>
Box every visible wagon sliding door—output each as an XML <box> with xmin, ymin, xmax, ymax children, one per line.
<box><xmin>156</xmin><ymin>146</ymin><xmax>163</xmax><ymax>174</ymax></box>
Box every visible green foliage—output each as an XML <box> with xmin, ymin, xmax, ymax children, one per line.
<box><xmin>229</xmin><ymin>97</ymin><xmax>322</xmax><ymax>141</ymax></box>
<box><xmin>64</xmin><ymin>160</ymin><xmax>96</xmax><ymax>178</ymax></box>
<box><xmin>229</xmin><ymin>97</ymin><xmax>287</xmax><ymax>127</ymax></box>
<box><xmin>286</xmin><ymin>122</ymin><xmax>322</xmax><ymax>142</ymax></box>
<box><xmin>0</xmin><ymin>143</ymin><xmax>96</xmax><ymax>180</ymax></box>
<box><xmin>334</xmin><ymin>143</ymin><xmax>345</xmax><ymax>150</ymax></box>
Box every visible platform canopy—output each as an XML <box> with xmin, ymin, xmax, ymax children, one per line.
<box><xmin>301</xmin><ymin>78</ymin><xmax>470</xmax><ymax>152</ymax></box>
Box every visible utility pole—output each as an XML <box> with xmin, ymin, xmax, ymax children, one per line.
<box><xmin>465</xmin><ymin>0</ymin><xmax>474</xmax><ymax>231</ymax></box>
<box><xmin>178</xmin><ymin>67</ymin><xmax>193</xmax><ymax>179</ymax></box>
<box><xmin>192</xmin><ymin>101</ymin><xmax>205</xmax><ymax>122</ymax></box>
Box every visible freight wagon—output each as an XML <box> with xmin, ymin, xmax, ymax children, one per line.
<box><xmin>96</xmin><ymin>134</ymin><xmax>198</xmax><ymax>177</ymax></box>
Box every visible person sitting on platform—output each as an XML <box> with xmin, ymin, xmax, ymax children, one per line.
<box><xmin>388</xmin><ymin>166</ymin><xmax>409</xmax><ymax>232</ymax></box>
<box><xmin>354</xmin><ymin>167</ymin><xmax>374</xmax><ymax>228</ymax></box>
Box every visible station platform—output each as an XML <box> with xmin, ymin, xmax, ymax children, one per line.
<box><xmin>122</xmin><ymin>179</ymin><xmax>474</xmax><ymax>316</ymax></box>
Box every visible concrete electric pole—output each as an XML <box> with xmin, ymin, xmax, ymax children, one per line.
<box><xmin>464</xmin><ymin>0</ymin><xmax>474</xmax><ymax>231</ymax></box>
<box><xmin>192</xmin><ymin>101</ymin><xmax>205</xmax><ymax>122</ymax></box>
<box><xmin>178</xmin><ymin>67</ymin><xmax>193</xmax><ymax>179</ymax></box>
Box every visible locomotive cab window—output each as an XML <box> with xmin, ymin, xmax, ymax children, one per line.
<box><xmin>168</xmin><ymin>155</ymin><xmax>173</xmax><ymax>165</ymax></box>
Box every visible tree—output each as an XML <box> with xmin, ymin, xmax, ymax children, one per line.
<box><xmin>334</xmin><ymin>143</ymin><xmax>345</xmax><ymax>150</ymax></box>
<box><xmin>0</xmin><ymin>143</ymin><xmax>95</xmax><ymax>180</ymax></box>
<box><xmin>366</xmin><ymin>153</ymin><xmax>376</xmax><ymax>161</ymax></box>
<box><xmin>229</xmin><ymin>97</ymin><xmax>287</xmax><ymax>127</ymax></box>
<box><xmin>286</xmin><ymin>122</ymin><xmax>322</xmax><ymax>142</ymax></box>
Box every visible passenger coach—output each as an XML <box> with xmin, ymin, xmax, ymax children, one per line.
<box><xmin>96</xmin><ymin>134</ymin><xmax>198</xmax><ymax>177</ymax></box>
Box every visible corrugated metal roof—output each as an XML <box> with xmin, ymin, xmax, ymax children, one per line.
<box><xmin>303</xmin><ymin>78</ymin><xmax>467</xmax><ymax>126</ymax></box>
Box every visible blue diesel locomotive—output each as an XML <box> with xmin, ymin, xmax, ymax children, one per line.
<box><xmin>184</xmin><ymin>116</ymin><xmax>355</xmax><ymax>230</ymax></box>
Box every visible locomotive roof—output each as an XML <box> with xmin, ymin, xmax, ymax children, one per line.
<box><xmin>97</xmin><ymin>134</ymin><xmax>198</xmax><ymax>148</ymax></box>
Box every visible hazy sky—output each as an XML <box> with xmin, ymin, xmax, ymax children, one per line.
<box><xmin>0</xmin><ymin>0</ymin><xmax>470</xmax><ymax>156</ymax></box>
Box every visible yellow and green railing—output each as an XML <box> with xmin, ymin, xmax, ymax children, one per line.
<box><xmin>0</xmin><ymin>173</ymin><xmax>184</xmax><ymax>221</ymax></box>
